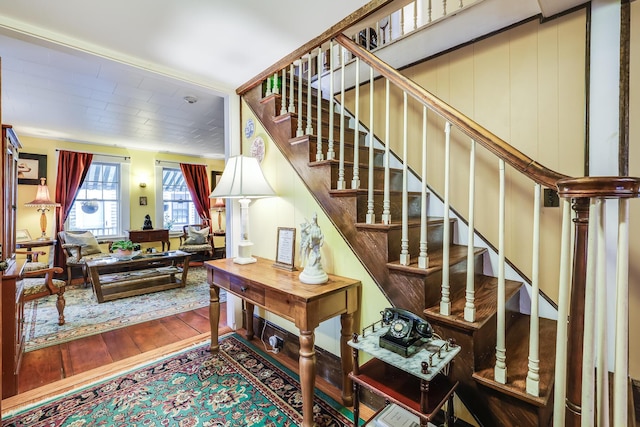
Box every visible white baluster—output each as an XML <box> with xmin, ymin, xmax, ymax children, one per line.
<box><xmin>613</xmin><ymin>198</ymin><xmax>629</xmax><ymax>427</ymax></box>
<box><xmin>265</xmin><ymin>76</ymin><xmax>272</xmax><ymax>97</ymax></box>
<box><xmin>381</xmin><ymin>79</ymin><xmax>391</xmax><ymax>224</ymax></box>
<box><xmin>327</xmin><ymin>42</ymin><xmax>335</xmax><ymax>160</ymax></box>
<box><xmin>280</xmin><ymin>68</ymin><xmax>287</xmax><ymax>116</ymax></box>
<box><xmin>296</xmin><ymin>60</ymin><xmax>304</xmax><ymax>137</ymax></box>
<box><xmin>337</xmin><ymin>47</ymin><xmax>346</xmax><ymax>190</ymax></box>
<box><xmin>399</xmin><ymin>92</ymin><xmax>409</xmax><ymax>266</ymax></box>
<box><xmin>400</xmin><ymin>5</ymin><xmax>405</xmax><ymax>36</ymax></box>
<box><xmin>272</xmin><ymin>72</ymin><xmax>279</xmax><ymax>95</ymax></box>
<box><xmin>581</xmin><ymin>198</ymin><xmax>599</xmax><ymax>426</ymax></box>
<box><xmin>526</xmin><ymin>183</ymin><xmax>541</xmax><ymax>396</ymax></box>
<box><xmin>440</xmin><ymin>121</ymin><xmax>452</xmax><ymax>315</ymax></box>
<box><xmin>288</xmin><ymin>64</ymin><xmax>295</xmax><ymax>113</ymax></box>
<box><xmin>316</xmin><ymin>47</ymin><xmax>323</xmax><ymax>162</ymax></box>
<box><xmin>306</xmin><ymin>54</ymin><xmax>313</xmax><ymax>135</ymax></box>
<box><xmin>418</xmin><ymin>106</ymin><xmax>428</xmax><ymax>269</ymax></box>
<box><xmin>366</xmin><ymin>66</ymin><xmax>375</xmax><ymax>224</ymax></box>
<box><xmin>494</xmin><ymin>159</ymin><xmax>507</xmax><ymax>384</ymax></box>
<box><xmin>553</xmin><ymin>198</ymin><xmax>572</xmax><ymax>427</ymax></box>
<box><xmin>464</xmin><ymin>139</ymin><xmax>476</xmax><ymax>322</ymax></box>
<box><xmin>352</xmin><ymin>57</ymin><xmax>360</xmax><ymax>189</ymax></box>
<box><xmin>595</xmin><ymin>199</ymin><xmax>609</xmax><ymax>426</ymax></box>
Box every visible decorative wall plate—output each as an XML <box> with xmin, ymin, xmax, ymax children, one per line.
<box><xmin>244</xmin><ymin>118</ymin><xmax>254</xmax><ymax>139</ymax></box>
<box><xmin>251</xmin><ymin>136</ymin><xmax>265</xmax><ymax>163</ymax></box>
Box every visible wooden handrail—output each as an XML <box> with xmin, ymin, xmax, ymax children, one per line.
<box><xmin>335</xmin><ymin>33</ymin><xmax>569</xmax><ymax>189</ymax></box>
<box><xmin>235</xmin><ymin>0</ymin><xmax>394</xmax><ymax>96</ymax></box>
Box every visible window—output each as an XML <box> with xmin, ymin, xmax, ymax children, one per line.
<box><xmin>66</xmin><ymin>158</ymin><xmax>130</xmax><ymax>238</ymax></box>
<box><xmin>161</xmin><ymin>168</ymin><xmax>199</xmax><ymax>232</ymax></box>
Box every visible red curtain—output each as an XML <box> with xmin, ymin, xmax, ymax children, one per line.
<box><xmin>180</xmin><ymin>163</ymin><xmax>211</xmax><ymax>224</ymax></box>
<box><xmin>53</xmin><ymin>150</ymin><xmax>93</xmax><ymax>269</ymax></box>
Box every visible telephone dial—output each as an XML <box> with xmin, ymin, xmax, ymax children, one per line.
<box><xmin>379</xmin><ymin>308</ymin><xmax>433</xmax><ymax>357</ymax></box>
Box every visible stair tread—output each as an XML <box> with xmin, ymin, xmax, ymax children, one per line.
<box><xmin>423</xmin><ymin>275</ymin><xmax>522</xmax><ymax>330</ymax></box>
<box><xmin>472</xmin><ymin>313</ymin><xmax>557</xmax><ymax>407</ymax></box>
<box><xmin>386</xmin><ymin>244</ymin><xmax>487</xmax><ymax>276</ymax></box>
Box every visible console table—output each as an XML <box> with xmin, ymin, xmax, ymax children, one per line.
<box><xmin>205</xmin><ymin>257</ymin><xmax>361</xmax><ymax>427</ymax></box>
<box><xmin>127</xmin><ymin>229</ymin><xmax>170</xmax><ymax>251</ymax></box>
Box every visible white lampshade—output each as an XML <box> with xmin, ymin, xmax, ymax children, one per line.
<box><xmin>209</xmin><ymin>155</ymin><xmax>276</xmax><ymax>264</ymax></box>
<box><xmin>209</xmin><ymin>155</ymin><xmax>275</xmax><ymax>199</ymax></box>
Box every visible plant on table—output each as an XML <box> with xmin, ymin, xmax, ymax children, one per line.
<box><xmin>111</xmin><ymin>240</ymin><xmax>135</xmax><ymax>254</ymax></box>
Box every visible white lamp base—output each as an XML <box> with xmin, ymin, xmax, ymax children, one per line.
<box><xmin>234</xmin><ymin>241</ymin><xmax>257</xmax><ymax>264</ymax></box>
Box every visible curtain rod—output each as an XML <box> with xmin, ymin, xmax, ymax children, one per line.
<box><xmin>155</xmin><ymin>160</ymin><xmax>208</xmax><ymax>167</ymax></box>
<box><xmin>55</xmin><ymin>149</ymin><xmax>130</xmax><ymax>161</ymax></box>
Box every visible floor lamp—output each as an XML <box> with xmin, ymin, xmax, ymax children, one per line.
<box><xmin>209</xmin><ymin>155</ymin><xmax>275</xmax><ymax>264</ymax></box>
<box><xmin>24</xmin><ymin>177</ymin><xmax>61</xmax><ymax>240</ymax></box>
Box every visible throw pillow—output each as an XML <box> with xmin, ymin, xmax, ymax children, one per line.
<box><xmin>63</xmin><ymin>231</ymin><xmax>102</xmax><ymax>257</ymax></box>
<box><xmin>185</xmin><ymin>226</ymin><xmax>209</xmax><ymax>245</ymax></box>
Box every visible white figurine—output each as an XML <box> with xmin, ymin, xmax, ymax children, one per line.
<box><xmin>299</xmin><ymin>212</ymin><xmax>328</xmax><ymax>284</ymax></box>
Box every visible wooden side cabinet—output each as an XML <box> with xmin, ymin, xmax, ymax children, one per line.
<box><xmin>127</xmin><ymin>229</ymin><xmax>170</xmax><ymax>251</ymax></box>
<box><xmin>2</xmin><ymin>262</ymin><xmax>24</xmax><ymax>398</ymax></box>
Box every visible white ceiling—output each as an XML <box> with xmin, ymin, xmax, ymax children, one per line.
<box><xmin>0</xmin><ymin>0</ymin><xmax>369</xmax><ymax>158</ymax></box>
<box><xmin>0</xmin><ymin>0</ymin><xmax>587</xmax><ymax>159</ymax></box>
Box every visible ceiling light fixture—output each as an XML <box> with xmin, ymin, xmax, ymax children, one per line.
<box><xmin>183</xmin><ymin>95</ymin><xmax>198</xmax><ymax>104</ymax></box>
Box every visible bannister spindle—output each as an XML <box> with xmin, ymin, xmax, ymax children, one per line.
<box><xmin>554</xmin><ymin>198</ymin><xmax>573</xmax><ymax>427</ymax></box>
<box><xmin>316</xmin><ymin>47</ymin><xmax>323</xmax><ymax>162</ymax></box>
<box><xmin>581</xmin><ymin>198</ymin><xmax>599</xmax><ymax>425</ymax></box>
<box><xmin>495</xmin><ymin>158</ymin><xmax>507</xmax><ymax>384</ymax></box>
<box><xmin>366</xmin><ymin>66</ymin><xmax>375</xmax><ymax>224</ymax></box>
<box><xmin>337</xmin><ymin>46</ymin><xmax>346</xmax><ymax>190</ymax></box>
<box><xmin>327</xmin><ymin>41</ymin><xmax>335</xmax><ymax>160</ymax></box>
<box><xmin>399</xmin><ymin>92</ymin><xmax>409</xmax><ymax>266</ymax></box>
<box><xmin>297</xmin><ymin>60</ymin><xmax>304</xmax><ymax>137</ymax></box>
<box><xmin>272</xmin><ymin>72</ymin><xmax>279</xmax><ymax>95</ymax></box>
<box><xmin>440</xmin><ymin>121</ymin><xmax>452</xmax><ymax>315</ymax></box>
<box><xmin>613</xmin><ymin>198</ymin><xmax>630</xmax><ymax>427</ymax></box>
<box><xmin>381</xmin><ymin>79</ymin><xmax>391</xmax><ymax>225</ymax></box>
<box><xmin>526</xmin><ymin>183</ymin><xmax>541</xmax><ymax>397</ymax></box>
<box><xmin>418</xmin><ymin>106</ymin><xmax>428</xmax><ymax>268</ymax></box>
<box><xmin>306</xmin><ymin>54</ymin><xmax>313</xmax><ymax>135</ymax></box>
<box><xmin>288</xmin><ymin>64</ymin><xmax>295</xmax><ymax>113</ymax></box>
<box><xmin>595</xmin><ymin>199</ymin><xmax>609</xmax><ymax>426</ymax></box>
<box><xmin>464</xmin><ymin>139</ymin><xmax>476</xmax><ymax>322</ymax></box>
<box><xmin>280</xmin><ymin>68</ymin><xmax>287</xmax><ymax>116</ymax></box>
<box><xmin>265</xmin><ymin>76</ymin><xmax>272</xmax><ymax>97</ymax></box>
<box><xmin>352</xmin><ymin>57</ymin><xmax>360</xmax><ymax>189</ymax></box>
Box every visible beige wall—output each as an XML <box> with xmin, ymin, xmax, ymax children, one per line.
<box><xmin>342</xmin><ymin>11</ymin><xmax>586</xmax><ymax>305</ymax></box>
<box><xmin>16</xmin><ymin>135</ymin><xmax>225</xmax><ymax>257</ymax></box>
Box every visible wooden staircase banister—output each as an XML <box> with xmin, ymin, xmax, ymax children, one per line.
<box><xmin>235</xmin><ymin>0</ymin><xmax>395</xmax><ymax>96</ymax></box>
<box><xmin>334</xmin><ymin>33</ymin><xmax>569</xmax><ymax>189</ymax></box>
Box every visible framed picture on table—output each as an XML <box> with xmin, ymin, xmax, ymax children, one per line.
<box><xmin>273</xmin><ymin>227</ymin><xmax>296</xmax><ymax>271</ymax></box>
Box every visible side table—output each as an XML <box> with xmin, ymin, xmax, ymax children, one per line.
<box><xmin>127</xmin><ymin>229</ymin><xmax>170</xmax><ymax>251</ymax></box>
<box><xmin>16</xmin><ymin>239</ymin><xmax>57</xmax><ymax>266</ymax></box>
<box><xmin>348</xmin><ymin>322</ymin><xmax>460</xmax><ymax>426</ymax></box>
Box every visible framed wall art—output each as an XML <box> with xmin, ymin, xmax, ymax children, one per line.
<box><xmin>18</xmin><ymin>153</ymin><xmax>47</xmax><ymax>185</ymax></box>
<box><xmin>273</xmin><ymin>227</ymin><xmax>296</xmax><ymax>271</ymax></box>
<box><xmin>139</xmin><ymin>196</ymin><xmax>147</xmax><ymax>206</ymax></box>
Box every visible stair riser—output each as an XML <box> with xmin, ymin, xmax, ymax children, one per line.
<box><xmin>354</xmin><ymin>193</ymin><xmax>422</xmax><ymax>223</ymax></box>
<box><xmin>421</xmin><ymin>253</ymin><xmax>484</xmax><ymax>304</ymax></box>
<box><xmin>290</xmin><ymin>117</ymin><xmax>357</xmax><ymax>143</ymax></box>
<box><xmin>310</xmin><ymin>140</ymin><xmax>384</xmax><ymax>166</ymax></box>
<box><xmin>330</xmin><ymin>163</ymin><xmax>404</xmax><ymax>191</ymax></box>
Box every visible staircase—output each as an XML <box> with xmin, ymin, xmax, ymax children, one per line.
<box><xmin>244</xmin><ymin>72</ymin><xmax>559</xmax><ymax>425</ymax></box>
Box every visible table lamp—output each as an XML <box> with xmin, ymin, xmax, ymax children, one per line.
<box><xmin>213</xmin><ymin>198</ymin><xmax>226</xmax><ymax>232</ymax></box>
<box><xmin>25</xmin><ymin>177</ymin><xmax>61</xmax><ymax>240</ymax></box>
<box><xmin>209</xmin><ymin>155</ymin><xmax>275</xmax><ymax>264</ymax></box>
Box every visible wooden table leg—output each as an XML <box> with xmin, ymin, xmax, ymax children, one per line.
<box><xmin>340</xmin><ymin>312</ymin><xmax>354</xmax><ymax>406</ymax></box>
<box><xmin>209</xmin><ymin>285</ymin><xmax>220</xmax><ymax>353</ymax></box>
<box><xmin>299</xmin><ymin>329</ymin><xmax>316</xmax><ymax>427</ymax></box>
<box><xmin>245</xmin><ymin>302</ymin><xmax>255</xmax><ymax>340</ymax></box>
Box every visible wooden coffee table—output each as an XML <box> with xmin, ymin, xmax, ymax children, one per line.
<box><xmin>86</xmin><ymin>250</ymin><xmax>191</xmax><ymax>303</ymax></box>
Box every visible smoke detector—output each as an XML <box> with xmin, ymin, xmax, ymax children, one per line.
<box><xmin>183</xmin><ymin>95</ymin><xmax>198</xmax><ymax>104</ymax></box>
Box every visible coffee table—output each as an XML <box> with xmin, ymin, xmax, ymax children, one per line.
<box><xmin>86</xmin><ymin>250</ymin><xmax>191</xmax><ymax>303</ymax></box>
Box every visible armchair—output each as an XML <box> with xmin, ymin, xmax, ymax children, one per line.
<box><xmin>178</xmin><ymin>222</ymin><xmax>224</xmax><ymax>260</ymax></box>
<box><xmin>58</xmin><ymin>230</ymin><xmax>112</xmax><ymax>286</ymax></box>
<box><xmin>21</xmin><ymin>265</ymin><xmax>66</xmax><ymax>325</ymax></box>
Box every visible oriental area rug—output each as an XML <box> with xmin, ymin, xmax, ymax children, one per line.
<box><xmin>2</xmin><ymin>333</ymin><xmax>356</xmax><ymax>427</ymax></box>
<box><xmin>24</xmin><ymin>266</ymin><xmax>225</xmax><ymax>352</ymax></box>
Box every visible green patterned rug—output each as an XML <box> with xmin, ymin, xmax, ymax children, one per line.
<box><xmin>3</xmin><ymin>333</ymin><xmax>356</xmax><ymax>426</ymax></box>
<box><xmin>24</xmin><ymin>266</ymin><xmax>224</xmax><ymax>352</ymax></box>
